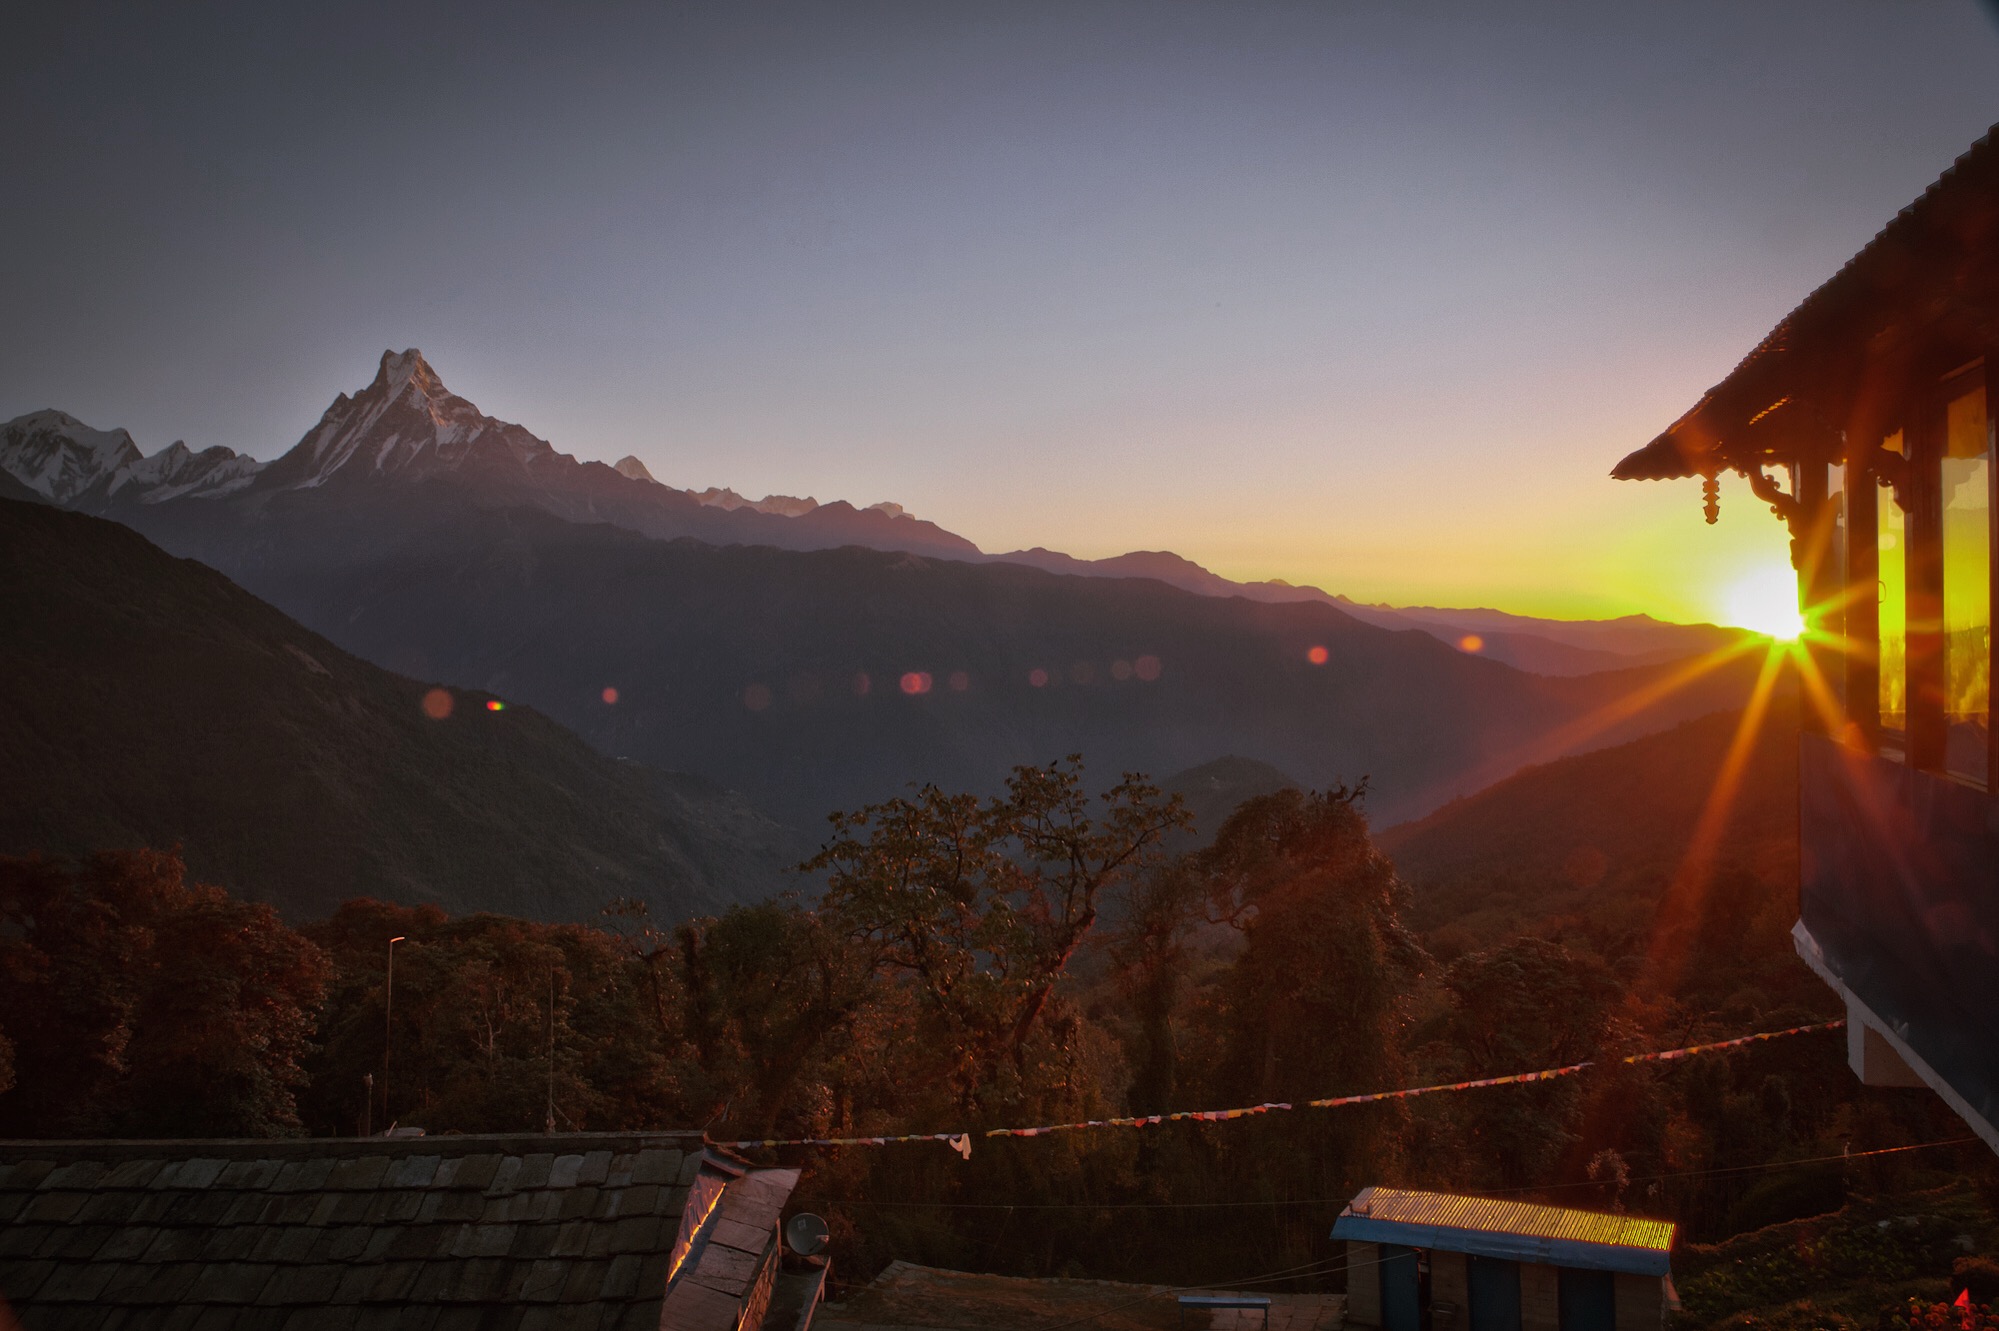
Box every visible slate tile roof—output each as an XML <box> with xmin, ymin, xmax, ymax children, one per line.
<box><xmin>0</xmin><ymin>1132</ymin><xmax>799</xmax><ymax>1331</ymax></box>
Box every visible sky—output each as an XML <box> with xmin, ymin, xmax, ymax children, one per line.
<box><xmin>6</xmin><ymin>3</ymin><xmax>1999</xmax><ymax>624</ymax></box>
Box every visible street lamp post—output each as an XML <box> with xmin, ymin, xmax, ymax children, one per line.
<box><xmin>383</xmin><ymin>935</ymin><xmax>406</xmax><ymax>1132</ymax></box>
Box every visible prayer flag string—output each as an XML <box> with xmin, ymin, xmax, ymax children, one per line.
<box><xmin>717</xmin><ymin>1019</ymin><xmax>1844</xmax><ymax>1153</ymax></box>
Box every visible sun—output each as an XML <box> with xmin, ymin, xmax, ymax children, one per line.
<box><xmin>1723</xmin><ymin>565</ymin><xmax>1806</xmax><ymax>641</ymax></box>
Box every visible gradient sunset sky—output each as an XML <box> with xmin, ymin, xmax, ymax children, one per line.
<box><xmin>6</xmin><ymin>3</ymin><xmax>1999</xmax><ymax>624</ymax></box>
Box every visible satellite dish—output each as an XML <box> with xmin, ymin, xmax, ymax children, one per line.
<box><xmin>785</xmin><ymin>1213</ymin><xmax>830</xmax><ymax>1256</ymax></box>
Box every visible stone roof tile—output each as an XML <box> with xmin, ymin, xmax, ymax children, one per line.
<box><xmin>519</xmin><ymin>1256</ymin><xmax>569</xmax><ymax>1302</ymax></box>
<box><xmin>214</xmin><ymin>1158</ymin><xmax>277</xmax><ymax>1189</ymax></box>
<box><xmin>629</xmin><ymin>1151</ymin><xmax>679</xmax><ymax>1187</ymax></box>
<box><xmin>326</xmin><ymin>1155</ymin><xmax>392</xmax><ymax>1191</ymax></box>
<box><xmin>23</xmin><ymin>1190</ymin><xmax>88</xmax><ymax>1224</ymax></box>
<box><xmin>449</xmin><ymin>1154</ymin><xmax>504</xmax><ymax>1192</ymax></box>
<box><xmin>0</xmin><ymin>1133</ymin><xmax>779</xmax><ymax>1331</ymax></box>
<box><xmin>41</xmin><ymin>1159</ymin><xmax>109</xmax><ymax>1190</ymax></box>
<box><xmin>509</xmin><ymin>1223</ymin><xmax>560</xmax><ymax>1262</ymax></box>
<box><xmin>549</xmin><ymin>1154</ymin><xmax>586</xmax><ymax>1189</ymax></box>
<box><xmin>513</xmin><ymin>1154</ymin><xmax>556</xmax><ymax>1191</ymax></box>
<box><xmin>8</xmin><ymin>1159</ymin><xmax>56</xmax><ymax>1189</ymax></box>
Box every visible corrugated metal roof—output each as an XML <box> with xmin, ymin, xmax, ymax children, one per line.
<box><xmin>1330</xmin><ymin>1186</ymin><xmax>1674</xmax><ymax>1277</ymax></box>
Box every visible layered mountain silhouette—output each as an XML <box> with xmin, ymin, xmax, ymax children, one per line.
<box><xmin>1</xmin><ymin>348</ymin><xmax>1772</xmax><ymax>841</ymax></box>
<box><xmin>1381</xmin><ymin>696</ymin><xmax>1801</xmax><ymax>956</ymax></box>
<box><xmin>0</xmin><ymin>497</ymin><xmax>800</xmax><ymax>921</ymax></box>
<box><xmin>85</xmin><ymin>488</ymin><xmax>1765</xmax><ymax>828</ymax></box>
<box><xmin>2</xmin><ymin>349</ymin><xmax>1746</xmax><ymax>674</ymax></box>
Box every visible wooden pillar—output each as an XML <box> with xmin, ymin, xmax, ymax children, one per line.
<box><xmin>1847</xmin><ymin>444</ymin><xmax>1881</xmax><ymax>747</ymax></box>
<box><xmin>1431</xmin><ymin>1251</ymin><xmax>1469</xmax><ymax>1322</ymax></box>
<box><xmin>1986</xmin><ymin>352</ymin><xmax>1999</xmax><ymax>793</ymax></box>
<box><xmin>1795</xmin><ymin>458</ymin><xmax>1837</xmax><ymax>733</ymax></box>
<box><xmin>1907</xmin><ymin>390</ymin><xmax>1948</xmax><ymax>773</ymax></box>
<box><xmin>1346</xmin><ymin>1243</ymin><xmax>1382</xmax><ymax>1326</ymax></box>
<box><xmin>1518</xmin><ymin>1263</ymin><xmax>1559</xmax><ymax>1331</ymax></box>
<box><xmin>1612</xmin><ymin>1272</ymin><xmax>1665</xmax><ymax>1330</ymax></box>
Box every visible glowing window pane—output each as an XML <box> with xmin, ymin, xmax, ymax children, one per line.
<box><xmin>1879</xmin><ymin>432</ymin><xmax>1907</xmax><ymax>733</ymax></box>
<box><xmin>1943</xmin><ymin>384</ymin><xmax>1990</xmax><ymax>778</ymax></box>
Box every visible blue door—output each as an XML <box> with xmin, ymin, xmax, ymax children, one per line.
<box><xmin>1467</xmin><ymin>1255</ymin><xmax>1521</xmax><ymax>1331</ymax></box>
<box><xmin>1379</xmin><ymin>1244</ymin><xmax>1421</xmax><ymax>1331</ymax></box>
<box><xmin>1558</xmin><ymin>1267</ymin><xmax>1616</xmax><ymax>1331</ymax></box>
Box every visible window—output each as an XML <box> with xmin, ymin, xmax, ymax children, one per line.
<box><xmin>1880</xmin><ymin>431</ymin><xmax>1908</xmax><ymax>735</ymax></box>
<box><xmin>1941</xmin><ymin>379</ymin><xmax>1990</xmax><ymax>780</ymax></box>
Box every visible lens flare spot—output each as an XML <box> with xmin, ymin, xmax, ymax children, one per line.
<box><xmin>853</xmin><ymin>672</ymin><xmax>871</xmax><ymax>696</ymax></box>
<box><xmin>601</xmin><ymin>686</ymin><xmax>619</xmax><ymax>705</ymax></box>
<box><xmin>1457</xmin><ymin>635</ymin><xmax>1484</xmax><ymax>654</ymax></box>
<box><xmin>900</xmin><ymin>671</ymin><xmax>933</xmax><ymax>695</ymax></box>
<box><xmin>1111</xmin><ymin>659</ymin><xmax>1133</xmax><ymax>681</ymax></box>
<box><xmin>1724</xmin><ymin>565</ymin><xmax>1806</xmax><ymax>641</ymax></box>
<box><xmin>1134</xmin><ymin>655</ymin><xmax>1162</xmax><ymax>681</ymax></box>
<box><xmin>485</xmin><ymin>699</ymin><xmax>506</xmax><ymax>712</ymax></box>
<box><xmin>744</xmin><ymin>683</ymin><xmax>773</xmax><ymax>711</ymax></box>
<box><xmin>421</xmin><ymin>688</ymin><xmax>453</xmax><ymax>720</ymax></box>
<box><xmin>1029</xmin><ymin>668</ymin><xmax>1050</xmax><ymax>688</ymax></box>
<box><xmin>1306</xmin><ymin>645</ymin><xmax>1329</xmax><ymax>665</ymax></box>
<box><xmin>948</xmin><ymin>670</ymin><xmax>970</xmax><ymax>692</ymax></box>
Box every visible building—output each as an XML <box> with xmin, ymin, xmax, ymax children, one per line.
<box><xmin>1611</xmin><ymin>125</ymin><xmax>1999</xmax><ymax>1153</ymax></box>
<box><xmin>0</xmin><ymin>1131</ymin><xmax>828</xmax><ymax>1331</ymax></box>
<box><xmin>1332</xmin><ymin>1186</ymin><xmax>1675</xmax><ymax>1331</ymax></box>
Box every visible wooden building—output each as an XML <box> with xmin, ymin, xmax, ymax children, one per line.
<box><xmin>0</xmin><ymin>1131</ymin><xmax>827</xmax><ymax>1331</ymax></box>
<box><xmin>1612</xmin><ymin>125</ymin><xmax>1999</xmax><ymax>1153</ymax></box>
<box><xmin>1332</xmin><ymin>1186</ymin><xmax>1675</xmax><ymax>1331</ymax></box>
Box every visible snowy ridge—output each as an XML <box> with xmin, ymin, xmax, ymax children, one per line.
<box><xmin>105</xmin><ymin>440</ymin><xmax>264</xmax><ymax>503</ymax></box>
<box><xmin>688</xmin><ymin>485</ymin><xmax>908</xmax><ymax>520</ymax></box>
<box><xmin>0</xmin><ymin>410</ymin><xmax>144</xmax><ymax>502</ymax></box>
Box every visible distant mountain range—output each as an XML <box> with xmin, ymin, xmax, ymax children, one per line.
<box><xmin>0</xmin><ymin>498</ymin><xmax>800</xmax><ymax>922</ymax></box>
<box><xmin>0</xmin><ymin>348</ymin><xmax>1772</xmax><ymax>857</ymax></box>
<box><xmin>1</xmin><ymin>349</ymin><xmax>1750</xmax><ymax>677</ymax></box>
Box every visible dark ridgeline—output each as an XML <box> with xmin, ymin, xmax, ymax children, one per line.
<box><xmin>104</xmin><ymin>486</ymin><xmax>1767</xmax><ymax>832</ymax></box>
<box><xmin>0</xmin><ymin>498</ymin><xmax>800</xmax><ymax>923</ymax></box>
<box><xmin>3</xmin><ymin>348</ymin><xmax>1766</xmax><ymax>835</ymax></box>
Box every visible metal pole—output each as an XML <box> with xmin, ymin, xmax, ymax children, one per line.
<box><xmin>384</xmin><ymin>935</ymin><xmax>406</xmax><ymax>1132</ymax></box>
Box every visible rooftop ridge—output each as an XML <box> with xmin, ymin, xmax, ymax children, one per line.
<box><xmin>0</xmin><ymin>1129</ymin><xmax>714</xmax><ymax>1162</ymax></box>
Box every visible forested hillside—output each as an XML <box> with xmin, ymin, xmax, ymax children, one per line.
<box><xmin>0</xmin><ymin>499</ymin><xmax>799</xmax><ymax>920</ymax></box>
<box><xmin>6</xmin><ymin>738</ymin><xmax>1989</xmax><ymax>1323</ymax></box>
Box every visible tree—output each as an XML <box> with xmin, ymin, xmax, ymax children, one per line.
<box><xmin>1197</xmin><ymin>785</ymin><xmax>1426</xmax><ymax>1106</ymax></box>
<box><xmin>806</xmin><ymin>756</ymin><xmax>1186</xmax><ymax>1115</ymax></box>
<box><xmin>1433</xmin><ymin>936</ymin><xmax>1623</xmax><ymax>1188</ymax></box>
<box><xmin>0</xmin><ymin>850</ymin><xmax>329</xmax><ymax>1137</ymax></box>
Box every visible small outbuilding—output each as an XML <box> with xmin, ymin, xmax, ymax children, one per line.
<box><xmin>1332</xmin><ymin>1186</ymin><xmax>1676</xmax><ymax>1331</ymax></box>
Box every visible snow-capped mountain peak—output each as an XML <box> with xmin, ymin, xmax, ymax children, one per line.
<box><xmin>269</xmin><ymin>347</ymin><xmax>560</xmax><ymax>489</ymax></box>
<box><xmin>0</xmin><ymin>409</ymin><xmax>144</xmax><ymax>502</ymax></box>
<box><xmin>0</xmin><ymin>410</ymin><xmax>266</xmax><ymax>506</ymax></box>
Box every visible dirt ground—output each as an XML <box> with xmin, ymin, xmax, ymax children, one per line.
<box><xmin>815</xmin><ymin>1260</ymin><xmax>1344</xmax><ymax>1331</ymax></box>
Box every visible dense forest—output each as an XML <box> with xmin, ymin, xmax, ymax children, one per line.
<box><xmin>2</xmin><ymin>748</ymin><xmax>1992</xmax><ymax>1326</ymax></box>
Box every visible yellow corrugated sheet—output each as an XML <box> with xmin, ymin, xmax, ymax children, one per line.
<box><xmin>1349</xmin><ymin>1187</ymin><xmax>1674</xmax><ymax>1253</ymax></box>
